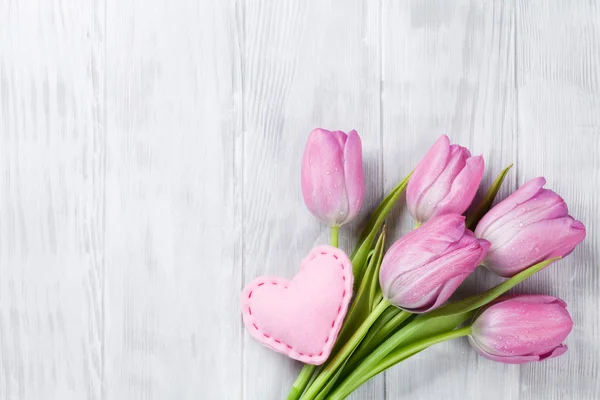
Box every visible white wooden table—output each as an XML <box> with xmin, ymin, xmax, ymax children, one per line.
<box><xmin>1</xmin><ymin>0</ymin><xmax>599</xmax><ymax>399</ymax></box>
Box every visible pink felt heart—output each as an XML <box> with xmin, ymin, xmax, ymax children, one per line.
<box><xmin>241</xmin><ymin>245</ymin><xmax>354</xmax><ymax>365</ymax></box>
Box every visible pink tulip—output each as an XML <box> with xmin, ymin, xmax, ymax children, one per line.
<box><xmin>301</xmin><ymin>129</ymin><xmax>365</xmax><ymax>227</ymax></box>
<box><xmin>407</xmin><ymin>135</ymin><xmax>484</xmax><ymax>224</ymax></box>
<box><xmin>469</xmin><ymin>295</ymin><xmax>573</xmax><ymax>364</ymax></box>
<box><xmin>474</xmin><ymin>177</ymin><xmax>586</xmax><ymax>277</ymax></box>
<box><xmin>379</xmin><ymin>214</ymin><xmax>489</xmax><ymax>313</ymax></box>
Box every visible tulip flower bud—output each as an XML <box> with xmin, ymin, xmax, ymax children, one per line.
<box><xmin>407</xmin><ymin>135</ymin><xmax>484</xmax><ymax>225</ymax></box>
<box><xmin>301</xmin><ymin>129</ymin><xmax>365</xmax><ymax>227</ymax></box>
<box><xmin>379</xmin><ymin>214</ymin><xmax>489</xmax><ymax>313</ymax></box>
<box><xmin>474</xmin><ymin>177</ymin><xmax>586</xmax><ymax>277</ymax></box>
<box><xmin>469</xmin><ymin>295</ymin><xmax>573</xmax><ymax>364</ymax></box>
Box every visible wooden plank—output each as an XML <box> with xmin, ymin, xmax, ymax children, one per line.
<box><xmin>1</xmin><ymin>1</ymin><xmax>598</xmax><ymax>399</ymax></box>
<box><xmin>0</xmin><ymin>0</ymin><xmax>105</xmax><ymax>399</ymax></box>
<box><xmin>516</xmin><ymin>1</ymin><xmax>600</xmax><ymax>399</ymax></box>
<box><xmin>381</xmin><ymin>1</ymin><xmax>520</xmax><ymax>399</ymax></box>
<box><xmin>240</xmin><ymin>1</ymin><xmax>382</xmax><ymax>398</ymax></box>
<box><xmin>104</xmin><ymin>0</ymin><xmax>243</xmax><ymax>398</ymax></box>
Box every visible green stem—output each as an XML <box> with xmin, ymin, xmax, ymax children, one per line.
<box><xmin>314</xmin><ymin>309</ymin><xmax>412</xmax><ymax>399</ymax></box>
<box><xmin>328</xmin><ymin>326</ymin><xmax>472</xmax><ymax>400</ymax></box>
<box><xmin>350</xmin><ymin>172</ymin><xmax>412</xmax><ymax>284</ymax></box>
<box><xmin>343</xmin><ymin>310</ymin><xmax>412</xmax><ymax>373</ymax></box>
<box><xmin>330</xmin><ymin>226</ymin><xmax>339</xmax><ymax>247</ymax></box>
<box><xmin>287</xmin><ymin>365</ymin><xmax>316</xmax><ymax>400</ymax></box>
<box><xmin>322</xmin><ymin>318</ymin><xmax>427</xmax><ymax>398</ymax></box>
<box><xmin>313</xmin><ymin>360</ymin><xmax>347</xmax><ymax>400</ymax></box>
<box><xmin>302</xmin><ymin>300</ymin><xmax>391</xmax><ymax>399</ymax></box>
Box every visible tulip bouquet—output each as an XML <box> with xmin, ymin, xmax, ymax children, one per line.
<box><xmin>240</xmin><ymin>129</ymin><xmax>586</xmax><ymax>400</ymax></box>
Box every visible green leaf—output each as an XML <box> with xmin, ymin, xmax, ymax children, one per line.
<box><xmin>340</xmin><ymin>309</ymin><xmax>412</xmax><ymax>379</ymax></box>
<box><xmin>466</xmin><ymin>163</ymin><xmax>513</xmax><ymax>230</ymax></box>
<box><xmin>326</xmin><ymin>257</ymin><xmax>560</xmax><ymax>399</ymax></box>
<box><xmin>330</xmin><ymin>257</ymin><xmax>559</xmax><ymax>395</ymax></box>
<box><xmin>313</xmin><ymin>359</ymin><xmax>347</xmax><ymax>400</ymax></box>
<box><xmin>338</xmin><ymin>324</ymin><xmax>473</xmax><ymax>399</ymax></box>
<box><xmin>351</xmin><ymin>309</ymin><xmax>410</xmax><ymax>361</ymax></box>
<box><xmin>350</xmin><ymin>172</ymin><xmax>412</xmax><ymax>285</ymax></box>
<box><xmin>400</xmin><ymin>311</ymin><xmax>473</xmax><ymax>346</ymax></box>
<box><xmin>309</xmin><ymin>231</ymin><xmax>387</xmax><ymax>396</ymax></box>
<box><xmin>347</xmin><ymin>255</ymin><xmax>558</xmax><ymax>368</ymax></box>
<box><xmin>352</xmin><ymin>312</ymin><xmax>473</xmax><ymax>390</ymax></box>
<box><xmin>357</xmin><ymin>307</ymin><xmax>403</xmax><ymax>349</ymax></box>
<box><xmin>426</xmin><ymin>256</ymin><xmax>560</xmax><ymax>319</ymax></box>
<box><xmin>335</xmin><ymin>230</ymin><xmax>387</xmax><ymax>347</ymax></box>
<box><xmin>367</xmin><ymin>230</ymin><xmax>386</xmax><ymax>311</ymax></box>
<box><xmin>353</xmin><ymin>173</ymin><xmax>412</xmax><ymax>247</ymax></box>
<box><xmin>315</xmin><ymin>306</ymin><xmax>401</xmax><ymax>399</ymax></box>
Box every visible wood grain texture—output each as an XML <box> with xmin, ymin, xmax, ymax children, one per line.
<box><xmin>1</xmin><ymin>0</ymin><xmax>599</xmax><ymax>399</ymax></box>
<box><xmin>381</xmin><ymin>1</ymin><xmax>521</xmax><ymax>399</ymax></box>
<box><xmin>240</xmin><ymin>1</ymin><xmax>383</xmax><ymax>398</ymax></box>
<box><xmin>516</xmin><ymin>1</ymin><xmax>600</xmax><ymax>399</ymax></box>
<box><xmin>104</xmin><ymin>0</ymin><xmax>242</xmax><ymax>398</ymax></box>
<box><xmin>0</xmin><ymin>0</ymin><xmax>105</xmax><ymax>399</ymax></box>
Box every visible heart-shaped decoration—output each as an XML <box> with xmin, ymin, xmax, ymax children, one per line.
<box><xmin>241</xmin><ymin>245</ymin><xmax>354</xmax><ymax>365</ymax></box>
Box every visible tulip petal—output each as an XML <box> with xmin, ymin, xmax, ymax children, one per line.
<box><xmin>540</xmin><ymin>344</ymin><xmax>568</xmax><ymax>361</ymax></box>
<box><xmin>497</xmin><ymin>294</ymin><xmax>568</xmax><ymax>307</ymax></box>
<box><xmin>407</xmin><ymin>136</ymin><xmax>486</xmax><ymax>224</ymax></box>
<box><xmin>475</xmin><ymin>177</ymin><xmax>586</xmax><ymax>277</ymax></box>
<box><xmin>391</xmin><ymin>236</ymin><xmax>487</xmax><ymax>313</ymax></box>
<box><xmin>380</xmin><ymin>214</ymin><xmax>486</xmax><ymax>313</ymax></box>
<box><xmin>480</xmin><ymin>189</ymin><xmax>568</xmax><ymax>250</ymax></box>
<box><xmin>331</xmin><ymin>130</ymin><xmax>348</xmax><ymax>149</ymax></box>
<box><xmin>406</xmin><ymin>273</ymin><xmax>470</xmax><ymax>313</ymax></box>
<box><xmin>468</xmin><ymin>336</ymin><xmax>542</xmax><ymax>364</ymax></box>
<box><xmin>343</xmin><ymin>130</ymin><xmax>365</xmax><ymax>223</ymax></box>
<box><xmin>301</xmin><ymin>129</ymin><xmax>349</xmax><ymax>225</ymax></box>
<box><xmin>434</xmin><ymin>155</ymin><xmax>484</xmax><ymax>218</ymax></box>
<box><xmin>475</xmin><ymin>177</ymin><xmax>546</xmax><ymax>238</ymax></box>
<box><xmin>415</xmin><ymin>145</ymin><xmax>469</xmax><ymax>221</ymax></box>
<box><xmin>380</xmin><ymin>215</ymin><xmax>467</xmax><ymax>284</ymax></box>
<box><xmin>469</xmin><ymin>296</ymin><xmax>573</xmax><ymax>364</ymax></box>
<box><xmin>484</xmin><ymin>216</ymin><xmax>586</xmax><ymax>277</ymax></box>
<box><xmin>407</xmin><ymin>135</ymin><xmax>451</xmax><ymax>221</ymax></box>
